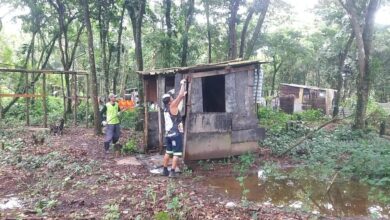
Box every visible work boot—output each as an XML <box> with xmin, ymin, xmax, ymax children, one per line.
<box><xmin>104</xmin><ymin>142</ymin><xmax>110</xmax><ymax>153</ymax></box>
<box><xmin>169</xmin><ymin>170</ymin><xmax>178</xmax><ymax>178</ymax></box>
<box><xmin>161</xmin><ymin>167</ymin><xmax>169</xmax><ymax>176</ymax></box>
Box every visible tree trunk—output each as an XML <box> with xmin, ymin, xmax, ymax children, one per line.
<box><xmin>228</xmin><ymin>0</ymin><xmax>239</xmax><ymax>60</ymax></box>
<box><xmin>271</xmin><ymin>55</ymin><xmax>282</xmax><ymax>96</ymax></box>
<box><xmin>339</xmin><ymin>0</ymin><xmax>379</xmax><ymax>129</ymax></box>
<box><xmin>239</xmin><ymin>4</ymin><xmax>255</xmax><ymax>58</ymax></box>
<box><xmin>181</xmin><ymin>0</ymin><xmax>195</xmax><ymax>67</ymax></box>
<box><xmin>163</xmin><ymin>0</ymin><xmax>172</xmax><ymax>67</ymax></box>
<box><xmin>204</xmin><ymin>0</ymin><xmax>212</xmax><ymax>63</ymax></box>
<box><xmin>98</xmin><ymin>0</ymin><xmax>111</xmax><ymax>96</ymax></box>
<box><xmin>126</xmin><ymin>0</ymin><xmax>146</xmax><ymax>72</ymax></box>
<box><xmin>333</xmin><ymin>31</ymin><xmax>354</xmax><ymax>118</ymax></box>
<box><xmin>81</xmin><ymin>0</ymin><xmax>102</xmax><ymax>135</ymax></box>
<box><xmin>113</xmin><ymin>3</ymin><xmax>126</xmax><ymax>94</ymax></box>
<box><xmin>244</xmin><ymin>0</ymin><xmax>270</xmax><ymax>59</ymax></box>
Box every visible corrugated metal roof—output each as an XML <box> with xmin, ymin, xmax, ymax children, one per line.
<box><xmin>280</xmin><ymin>83</ymin><xmax>337</xmax><ymax>91</ymax></box>
<box><xmin>137</xmin><ymin>60</ymin><xmax>267</xmax><ymax>75</ymax></box>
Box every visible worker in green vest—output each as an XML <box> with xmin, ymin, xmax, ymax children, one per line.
<box><xmin>100</xmin><ymin>93</ymin><xmax>122</xmax><ymax>153</ymax></box>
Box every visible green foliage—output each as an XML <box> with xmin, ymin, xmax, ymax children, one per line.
<box><xmin>121</xmin><ymin>138</ymin><xmax>138</xmax><ymax>154</ymax></box>
<box><xmin>35</xmin><ymin>199</ymin><xmax>58</xmax><ymax>215</ymax></box>
<box><xmin>234</xmin><ymin>152</ymin><xmax>255</xmax><ymax>176</ymax></box>
<box><xmin>120</xmin><ymin>110</ymin><xmax>139</xmax><ymax>129</ymax></box>
<box><xmin>103</xmin><ymin>204</ymin><xmax>121</xmax><ymax>220</ymax></box>
<box><xmin>295</xmin><ymin>109</ymin><xmax>324</xmax><ymax>122</ymax></box>
<box><xmin>291</xmin><ymin>126</ymin><xmax>390</xmax><ymax>186</ymax></box>
<box><xmin>154</xmin><ymin>211</ymin><xmax>170</xmax><ymax>220</ymax></box>
<box><xmin>258</xmin><ymin>107</ymin><xmax>292</xmax><ymax>132</ymax></box>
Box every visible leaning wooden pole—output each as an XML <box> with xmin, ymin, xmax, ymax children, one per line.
<box><xmin>280</xmin><ymin>118</ymin><xmax>339</xmax><ymax>156</ymax></box>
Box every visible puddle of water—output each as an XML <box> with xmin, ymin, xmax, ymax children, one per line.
<box><xmin>205</xmin><ymin>175</ymin><xmax>390</xmax><ymax>218</ymax></box>
<box><xmin>0</xmin><ymin>197</ymin><xmax>23</xmax><ymax>210</ymax></box>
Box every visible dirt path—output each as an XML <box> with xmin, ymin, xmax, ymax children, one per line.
<box><xmin>0</xmin><ymin>127</ymin><xmax>311</xmax><ymax>219</ymax></box>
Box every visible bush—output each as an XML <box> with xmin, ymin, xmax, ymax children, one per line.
<box><xmin>121</xmin><ymin>138</ymin><xmax>138</xmax><ymax>154</ymax></box>
<box><xmin>295</xmin><ymin>109</ymin><xmax>324</xmax><ymax>122</ymax></box>
<box><xmin>120</xmin><ymin>110</ymin><xmax>139</xmax><ymax>129</ymax></box>
<box><xmin>258</xmin><ymin>107</ymin><xmax>292</xmax><ymax>132</ymax></box>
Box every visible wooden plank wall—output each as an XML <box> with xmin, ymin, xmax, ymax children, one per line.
<box><xmin>225</xmin><ymin>73</ymin><xmax>236</xmax><ymax>113</ymax></box>
<box><xmin>190</xmin><ymin>78</ymin><xmax>203</xmax><ymax>113</ymax></box>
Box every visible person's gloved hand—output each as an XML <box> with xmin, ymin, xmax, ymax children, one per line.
<box><xmin>102</xmin><ymin>121</ymin><xmax>107</xmax><ymax>126</ymax></box>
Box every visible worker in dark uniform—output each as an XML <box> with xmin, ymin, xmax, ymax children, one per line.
<box><xmin>161</xmin><ymin>79</ymin><xmax>187</xmax><ymax>177</ymax></box>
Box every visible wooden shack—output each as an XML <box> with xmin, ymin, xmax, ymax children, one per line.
<box><xmin>138</xmin><ymin>60</ymin><xmax>266</xmax><ymax>161</ymax></box>
<box><xmin>279</xmin><ymin>83</ymin><xmax>336</xmax><ymax>115</ymax></box>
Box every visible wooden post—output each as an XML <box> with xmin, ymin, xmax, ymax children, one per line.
<box><xmin>157</xmin><ymin>75</ymin><xmax>164</xmax><ymax>153</ymax></box>
<box><xmin>143</xmin><ymin>79</ymin><xmax>148</xmax><ymax>153</ymax></box>
<box><xmin>42</xmin><ymin>73</ymin><xmax>47</xmax><ymax>128</ymax></box>
<box><xmin>183</xmin><ymin>76</ymin><xmax>191</xmax><ymax>162</ymax></box>
<box><xmin>25</xmin><ymin>72</ymin><xmax>30</xmax><ymax>126</ymax></box>
<box><xmin>86</xmin><ymin>74</ymin><xmax>90</xmax><ymax>128</ymax></box>
<box><xmin>61</xmin><ymin>74</ymin><xmax>66</xmax><ymax>122</ymax></box>
<box><xmin>73</xmin><ymin>73</ymin><xmax>78</xmax><ymax>126</ymax></box>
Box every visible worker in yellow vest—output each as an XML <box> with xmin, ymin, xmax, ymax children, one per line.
<box><xmin>100</xmin><ymin>93</ymin><xmax>122</xmax><ymax>153</ymax></box>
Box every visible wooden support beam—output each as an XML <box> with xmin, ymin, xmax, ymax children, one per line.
<box><xmin>0</xmin><ymin>94</ymin><xmax>44</xmax><ymax>98</ymax></box>
<box><xmin>0</xmin><ymin>68</ymin><xmax>88</xmax><ymax>75</ymax></box>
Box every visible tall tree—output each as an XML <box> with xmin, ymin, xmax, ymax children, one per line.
<box><xmin>244</xmin><ymin>0</ymin><xmax>270</xmax><ymax>59</ymax></box>
<box><xmin>180</xmin><ymin>0</ymin><xmax>195</xmax><ymax>67</ymax></box>
<box><xmin>227</xmin><ymin>0</ymin><xmax>240</xmax><ymax>60</ymax></box>
<box><xmin>203</xmin><ymin>0</ymin><xmax>212</xmax><ymax>63</ymax></box>
<box><xmin>81</xmin><ymin>0</ymin><xmax>101</xmax><ymax>135</ymax></box>
<box><xmin>163</xmin><ymin>0</ymin><xmax>173</xmax><ymax>67</ymax></box>
<box><xmin>98</xmin><ymin>0</ymin><xmax>112</xmax><ymax>96</ymax></box>
<box><xmin>333</xmin><ymin>31</ymin><xmax>354</xmax><ymax>117</ymax></box>
<box><xmin>125</xmin><ymin>0</ymin><xmax>146</xmax><ymax>71</ymax></box>
<box><xmin>339</xmin><ymin>0</ymin><xmax>380</xmax><ymax>129</ymax></box>
<box><xmin>113</xmin><ymin>2</ymin><xmax>126</xmax><ymax>94</ymax></box>
<box><xmin>48</xmin><ymin>0</ymin><xmax>84</xmax><ymax>114</ymax></box>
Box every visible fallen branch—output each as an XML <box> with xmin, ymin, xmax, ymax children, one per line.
<box><xmin>326</xmin><ymin>171</ymin><xmax>339</xmax><ymax>193</ymax></box>
<box><xmin>279</xmin><ymin>118</ymin><xmax>339</xmax><ymax>157</ymax></box>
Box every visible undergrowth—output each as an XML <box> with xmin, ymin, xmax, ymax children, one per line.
<box><xmin>259</xmin><ymin>107</ymin><xmax>390</xmax><ymax>190</ymax></box>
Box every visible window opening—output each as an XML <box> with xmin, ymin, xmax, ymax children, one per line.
<box><xmin>202</xmin><ymin>75</ymin><xmax>225</xmax><ymax>112</ymax></box>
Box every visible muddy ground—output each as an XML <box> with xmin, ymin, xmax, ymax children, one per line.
<box><xmin>0</xmin><ymin>127</ymin><xmax>316</xmax><ymax>219</ymax></box>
